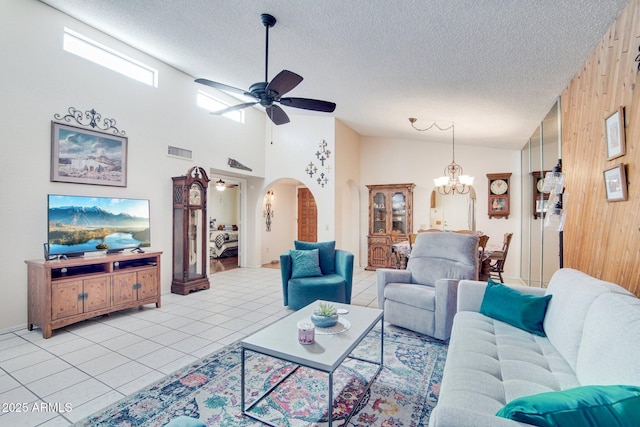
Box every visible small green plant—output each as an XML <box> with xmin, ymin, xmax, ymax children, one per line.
<box><xmin>315</xmin><ymin>302</ymin><xmax>337</xmax><ymax>317</ymax></box>
<box><xmin>96</xmin><ymin>243</ymin><xmax>109</xmax><ymax>250</ymax></box>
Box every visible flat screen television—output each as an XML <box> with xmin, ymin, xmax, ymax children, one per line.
<box><xmin>47</xmin><ymin>194</ymin><xmax>150</xmax><ymax>258</ymax></box>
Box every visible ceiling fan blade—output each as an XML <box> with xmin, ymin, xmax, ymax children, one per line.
<box><xmin>279</xmin><ymin>97</ymin><xmax>336</xmax><ymax>113</ymax></box>
<box><xmin>195</xmin><ymin>78</ymin><xmax>257</xmax><ymax>99</ymax></box>
<box><xmin>210</xmin><ymin>102</ymin><xmax>258</xmax><ymax>115</ymax></box>
<box><xmin>266</xmin><ymin>70</ymin><xmax>303</xmax><ymax>96</ymax></box>
<box><xmin>265</xmin><ymin>104</ymin><xmax>290</xmax><ymax>125</ymax></box>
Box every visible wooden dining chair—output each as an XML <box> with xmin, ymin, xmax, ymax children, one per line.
<box><xmin>488</xmin><ymin>233</ymin><xmax>513</xmax><ymax>283</ymax></box>
<box><xmin>408</xmin><ymin>233</ymin><xmax>418</xmax><ymax>249</ymax></box>
<box><xmin>478</xmin><ymin>234</ymin><xmax>490</xmax><ymax>279</ymax></box>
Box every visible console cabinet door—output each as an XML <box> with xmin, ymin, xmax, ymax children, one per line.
<box><xmin>112</xmin><ymin>272</ymin><xmax>136</xmax><ymax>306</ymax></box>
<box><xmin>84</xmin><ymin>276</ymin><xmax>110</xmax><ymax>313</ymax></box>
<box><xmin>138</xmin><ymin>268</ymin><xmax>158</xmax><ymax>301</ymax></box>
<box><xmin>51</xmin><ymin>279</ymin><xmax>83</xmax><ymax>320</ymax></box>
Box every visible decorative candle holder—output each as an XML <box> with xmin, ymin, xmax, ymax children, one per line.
<box><xmin>297</xmin><ymin>320</ymin><xmax>315</xmax><ymax>345</ymax></box>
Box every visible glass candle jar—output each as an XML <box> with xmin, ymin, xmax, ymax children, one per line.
<box><xmin>297</xmin><ymin>320</ymin><xmax>315</xmax><ymax>345</ymax></box>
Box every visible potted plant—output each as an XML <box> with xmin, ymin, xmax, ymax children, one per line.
<box><xmin>311</xmin><ymin>302</ymin><xmax>339</xmax><ymax>327</ymax></box>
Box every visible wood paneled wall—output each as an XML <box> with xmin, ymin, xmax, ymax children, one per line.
<box><xmin>562</xmin><ymin>0</ymin><xmax>640</xmax><ymax>295</ymax></box>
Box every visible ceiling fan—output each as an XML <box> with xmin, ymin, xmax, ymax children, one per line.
<box><xmin>195</xmin><ymin>13</ymin><xmax>336</xmax><ymax>125</ymax></box>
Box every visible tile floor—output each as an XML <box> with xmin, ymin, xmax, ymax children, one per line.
<box><xmin>0</xmin><ymin>267</ymin><xmax>379</xmax><ymax>426</ymax></box>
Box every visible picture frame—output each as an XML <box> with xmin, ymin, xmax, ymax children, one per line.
<box><xmin>605</xmin><ymin>107</ymin><xmax>625</xmax><ymax>160</ymax></box>
<box><xmin>51</xmin><ymin>122</ymin><xmax>128</xmax><ymax>187</ymax></box>
<box><xmin>603</xmin><ymin>164</ymin><xmax>627</xmax><ymax>202</ymax></box>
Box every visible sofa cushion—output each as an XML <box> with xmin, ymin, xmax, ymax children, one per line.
<box><xmin>496</xmin><ymin>385</ymin><xmax>640</xmax><ymax>427</ymax></box>
<box><xmin>289</xmin><ymin>249</ymin><xmax>322</xmax><ymax>279</ymax></box>
<box><xmin>479</xmin><ymin>280</ymin><xmax>551</xmax><ymax>336</ymax></box>
<box><xmin>577</xmin><ymin>293</ymin><xmax>640</xmax><ymax>386</ymax></box>
<box><xmin>542</xmin><ymin>269</ymin><xmax>632</xmax><ymax>372</ymax></box>
<box><xmin>295</xmin><ymin>240</ymin><xmax>336</xmax><ymax>274</ymax></box>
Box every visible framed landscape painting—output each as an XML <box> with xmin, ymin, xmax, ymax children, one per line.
<box><xmin>603</xmin><ymin>164</ymin><xmax>627</xmax><ymax>202</ymax></box>
<box><xmin>51</xmin><ymin>122</ymin><xmax>127</xmax><ymax>187</ymax></box>
<box><xmin>605</xmin><ymin>107</ymin><xmax>625</xmax><ymax>160</ymax></box>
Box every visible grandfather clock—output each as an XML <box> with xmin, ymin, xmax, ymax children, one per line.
<box><xmin>172</xmin><ymin>166</ymin><xmax>210</xmax><ymax>295</ymax></box>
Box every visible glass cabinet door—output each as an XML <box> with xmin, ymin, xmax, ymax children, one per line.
<box><xmin>392</xmin><ymin>192</ymin><xmax>407</xmax><ymax>233</ymax></box>
<box><xmin>373</xmin><ymin>192</ymin><xmax>387</xmax><ymax>234</ymax></box>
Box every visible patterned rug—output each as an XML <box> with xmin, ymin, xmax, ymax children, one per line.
<box><xmin>77</xmin><ymin>325</ymin><xmax>447</xmax><ymax>426</ymax></box>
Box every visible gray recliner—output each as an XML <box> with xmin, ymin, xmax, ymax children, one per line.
<box><xmin>377</xmin><ymin>232</ymin><xmax>479</xmax><ymax>340</ymax></box>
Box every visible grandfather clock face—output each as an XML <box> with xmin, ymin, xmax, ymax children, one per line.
<box><xmin>189</xmin><ymin>183</ymin><xmax>202</xmax><ymax>205</ymax></box>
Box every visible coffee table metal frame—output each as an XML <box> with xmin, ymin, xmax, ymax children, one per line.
<box><xmin>240</xmin><ymin>301</ymin><xmax>384</xmax><ymax>427</ymax></box>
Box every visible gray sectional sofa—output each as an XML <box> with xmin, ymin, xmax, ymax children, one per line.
<box><xmin>429</xmin><ymin>268</ymin><xmax>640</xmax><ymax>427</ymax></box>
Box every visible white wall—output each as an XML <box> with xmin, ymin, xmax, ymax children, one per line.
<box><xmin>260</xmin><ymin>182</ymin><xmax>298</xmax><ymax>264</ymax></box>
<box><xmin>360</xmin><ymin>136</ymin><xmax>521</xmax><ymax>280</ymax></box>
<box><xmin>263</xmin><ymin>115</ymin><xmax>337</xmax><ymax>242</ymax></box>
<box><xmin>0</xmin><ymin>0</ymin><xmax>267</xmax><ymax>331</ymax></box>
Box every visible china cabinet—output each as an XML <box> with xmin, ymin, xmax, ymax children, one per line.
<box><xmin>365</xmin><ymin>183</ymin><xmax>414</xmax><ymax>270</ymax></box>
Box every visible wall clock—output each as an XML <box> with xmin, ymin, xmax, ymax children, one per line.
<box><xmin>532</xmin><ymin>171</ymin><xmax>550</xmax><ymax>219</ymax></box>
<box><xmin>172</xmin><ymin>166</ymin><xmax>211</xmax><ymax>295</ymax></box>
<box><xmin>487</xmin><ymin>173</ymin><xmax>512</xmax><ymax>219</ymax></box>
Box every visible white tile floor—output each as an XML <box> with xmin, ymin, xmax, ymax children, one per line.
<box><xmin>0</xmin><ymin>267</ymin><xmax>378</xmax><ymax>427</ymax></box>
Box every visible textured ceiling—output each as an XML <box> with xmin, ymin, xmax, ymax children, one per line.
<box><xmin>39</xmin><ymin>0</ymin><xmax>628</xmax><ymax>150</ymax></box>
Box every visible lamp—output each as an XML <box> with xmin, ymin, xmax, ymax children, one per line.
<box><xmin>215</xmin><ymin>179</ymin><xmax>226</xmax><ymax>192</ymax></box>
<box><xmin>263</xmin><ymin>189</ymin><xmax>275</xmax><ymax>232</ymax></box>
<box><xmin>409</xmin><ymin>118</ymin><xmax>474</xmax><ymax>195</ymax></box>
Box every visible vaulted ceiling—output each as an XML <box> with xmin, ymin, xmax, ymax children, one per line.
<box><xmin>40</xmin><ymin>0</ymin><xmax>629</xmax><ymax>150</ymax></box>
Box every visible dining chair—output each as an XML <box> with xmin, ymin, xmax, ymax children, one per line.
<box><xmin>488</xmin><ymin>232</ymin><xmax>513</xmax><ymax>283</ymax></box>
<box><xmin>408</xmin><ymin>233</ymin><xmax>418</xmax><ymax>250</ymax></box>
<box><xmin>478</xmin><ymin>234</ymin><xmax>490</xmax><ymax>280</ymax></box>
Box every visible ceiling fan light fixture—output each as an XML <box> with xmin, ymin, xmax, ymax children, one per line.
<box><xmin>215</xmin><ymin>179</ymin><xmax>226</xmax><ymax>191</ymax></box>
<box><xmin>194</xmin><ymin>13</ymin><xmax>336</xmax><ymax>125</ymax></box>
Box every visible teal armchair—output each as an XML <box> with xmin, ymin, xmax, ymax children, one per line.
<box><xmin>280</xmin><ymin>241</ymin><xmax>354</xmax><ymax>310</ymax></box>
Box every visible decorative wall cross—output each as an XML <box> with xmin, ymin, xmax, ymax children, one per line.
<box><xmin>315</xmin><ymin>139</ymin><xmax>331</xmax><ymax>166</ymax></box>
<box><xmin>305</xmin><ymin>162</ymin><xmax>318</xmax><ymax>177</ymax></box>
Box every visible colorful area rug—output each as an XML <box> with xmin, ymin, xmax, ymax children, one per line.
<box><xmin>77</xmin><ymin>326</ymin><xmax>447</xmax><ymax>426</ymax></box>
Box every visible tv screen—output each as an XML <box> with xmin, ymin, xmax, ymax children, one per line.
<box><xmin>47</xmin><ymin>194</ymin><xmax>150</xmax><ymax>257</ymax></box>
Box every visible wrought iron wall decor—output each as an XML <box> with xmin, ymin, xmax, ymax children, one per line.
<box><xmin>315</xmin><ymin>139</ymin><xmax>331</xmax><ymax>166</ymax></box>
<box><xmin>54</xmin><ymin>107</ymin><xmax>125</xmax><ymax>135</ymax></box>
<box><xmin>635</xmin><ymin>43</ymin><xmax>640</xmax><ymax>72</ymax></box>
<box><xmin>263</xmin><ymin>189</ymin><xmax>275</xmax><ymax>231</ymax></box>
<box><xmin>228</xmin><ymin>158</ymin><xmax>252</xmax><ymax>171</ymax></box>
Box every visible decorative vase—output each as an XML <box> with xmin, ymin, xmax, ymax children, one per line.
<box><xmin>310</xmin><ymin>313</ymin><xmax>339</xmax><ymax>328</ymax></box>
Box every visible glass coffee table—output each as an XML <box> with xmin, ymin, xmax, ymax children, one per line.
<box><xmin>240</xmin><ymin>300</ymin><xmax>384</xmax><ymax>426</ymax></box>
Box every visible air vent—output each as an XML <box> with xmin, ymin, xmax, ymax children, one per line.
<box><xmin>168</xmin><ymin>146</ymin><xmax>192</xmax><ymax>160</ymax></box>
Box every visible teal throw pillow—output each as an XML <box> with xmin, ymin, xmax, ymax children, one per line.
<box><xmin>479</xmin><ymin>279</ymin><xmax>551</xmax><ymax>336</ymax></box>
<box><xmin>496</xmin><ymin>385</ymin><xmax>640</xmax><ymax>427</ymax></box>
<box><xmin>289</xmin><ymin>249</ymin><xmax>323</xmax><ymax>279</ymax></box>
<box><xmin>164</xmin><ymin>415</ymin><xmax>207</xmax><ymax>427</ymax></box>
<box><xmin>294</xmin><ymin>240</ymin><xmax>336</xmax><ymax>274</ymax></box>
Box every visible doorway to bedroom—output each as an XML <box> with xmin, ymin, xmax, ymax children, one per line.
<box><xmin>209</xmin><ymin>177</ymin><xmax>240</xmax><ymax>274</ymax></box>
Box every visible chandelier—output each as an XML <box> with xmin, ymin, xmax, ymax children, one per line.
<box><xmin>215</xmin><ymin>179</ymin><xmax>226</xmax><ymax>191</ymax></box>
<box><xmin>409</xmin><ymin>118</ymin><xmax>474</xmax><ymax>195</ymax></box>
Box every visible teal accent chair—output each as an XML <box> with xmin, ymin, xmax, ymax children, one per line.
<box><xmin>280</xmin><ymin>241</ymin><xmax>354</xmax><ymax>310</ymax></box>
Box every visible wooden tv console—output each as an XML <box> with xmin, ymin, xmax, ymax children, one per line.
<box><xmin>26</xmin><ymin>251</ymin><xmax>162</xmax><ymax>339</ymax></box>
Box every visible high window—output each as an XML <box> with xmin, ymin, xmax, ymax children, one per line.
<box><xmin>197</xmin><ymin>91</ymin><xmax>245</xmax><ymax>123</ymax></box>
<box><xmin>63</xmin><ymin>28</ymin><xmax>158</xmax><ymax>87</ymax></box>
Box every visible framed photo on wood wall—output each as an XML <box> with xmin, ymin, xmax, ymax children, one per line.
<box><xmin>51</xmin><ymin>122</ymin><xmax>128</xmax><ymax>187</ymax></box>
<box><xmin>603</xmin><ymin>164</ymin><xmax>627</xmax><ymax>202</ymax></box>
<box><xmin>605</xmin><ymin>107</ymin><xmax>625</xmax><ymax>160</ymax></box>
